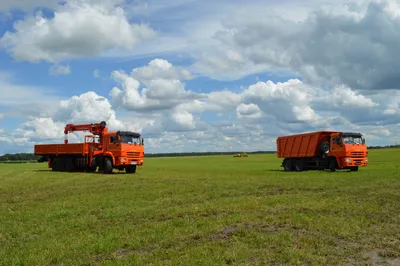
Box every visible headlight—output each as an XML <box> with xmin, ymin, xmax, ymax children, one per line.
<box><xmin>345</xmin><ymin>158</ymin><xmax>351</xmax><ymax>163</ymax></box>
<box><xmin>365</xmin><ymin>157</ymin><xmax>368</xmax><ymax>163</ymax></box>
<box><xmin>120</xmin><ymin>157</ymin><xmax>126</xmax><ymax>162</ymax></box>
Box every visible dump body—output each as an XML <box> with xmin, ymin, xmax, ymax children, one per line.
<box><xmin>276</xmin><ymin>130</ymin><xmax>368</xmax><ymax>172</ymax></box>
<box><xmin>277</xmin><ymin>131</ymin><xmax>333</xmax><ymax>158</ymax></box>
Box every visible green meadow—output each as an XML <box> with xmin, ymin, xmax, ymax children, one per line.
<box><xmin>1</xmin><ymin>149</ymin><xmax>399</xmax><ymax>265</ymax></box>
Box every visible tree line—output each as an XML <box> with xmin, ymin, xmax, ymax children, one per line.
<box><xmin>0</xmin><ymin>144</ymin><xmax>399</xmax><ymax>162</ymax></box>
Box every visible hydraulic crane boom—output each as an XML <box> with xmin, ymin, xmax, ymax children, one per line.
<box><xmin>64</xmin><ymin>121</ymin><xmax>108</xmax><ymax>144</ymax></box>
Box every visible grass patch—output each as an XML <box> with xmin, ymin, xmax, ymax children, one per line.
<box><xmin>1</xmin><ymin>149</ymin><xmax>400</xmax><ymax>265</ymax></box>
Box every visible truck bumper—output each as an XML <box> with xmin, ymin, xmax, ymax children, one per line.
<box><xmin>342</xmin><ymin>157</ymin><xmax>368</xmax><ymax>167</ymax></box>
<box><xmin>117</xmin><ymin>157</ymin><xmax>144</xmax><ymax>166</ymax></box>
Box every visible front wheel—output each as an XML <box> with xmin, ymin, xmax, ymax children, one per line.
<box><xmin>126</xmin><ymin>165</ymin><xmax>137</xmax><ymax>173</ymax></box>
<box><xmin>350</xmin><ymin>166</ymin><xmax>359</xmax><ymax>172</ymax></box>
<box><xmin>103</xmin><ymin>158</ymin><xmax>113</xmax><ymax>174</ymax></box>
<box><xmin>329</xmin><ymin>158</ymin><xmax>337</xmax><ymax>172</ymax></box>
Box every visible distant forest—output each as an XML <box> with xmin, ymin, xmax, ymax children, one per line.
<box><xmin>0</xmin><ymin>144</ymin><xmax>399</xmax><ymax>162</ymax></box>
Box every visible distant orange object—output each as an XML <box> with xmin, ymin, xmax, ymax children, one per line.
<box><xmin>276</xmin><ymin>131</ymin><xmax>368</xmax><ymax>172</ymax></box>
<box><xmin>233</xmin><ymin>152</ymin><xmax>248</xmax><ymax>157</ymax></box>
<box><xmin>34</xmin><ymin>121</ymin><xmax>144</xmax><ymax>174</ymax></box>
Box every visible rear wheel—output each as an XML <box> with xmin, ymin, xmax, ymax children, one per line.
<box><xmin>283</xmin><ymin>159</ymin><xmax>294</xmax><ymax>171</ymax></box>
<box><xmin>65</xmin><ymin>157</ymin><xmax>76</xmax><ymax>172</ymax></box>
<box><xmin>53</xmin><ymin>157</ymin><xmax>67</xmax><ymax>172</ymax></box>
<box><xmin>294</xmin><ymin>159</ymin><xmax>304</xmax><ymax>171</ymax></box>
<box><xmin>51</xmin><ymin>158</ymin><xmax>59</xmax><ymax>171</ymax></box>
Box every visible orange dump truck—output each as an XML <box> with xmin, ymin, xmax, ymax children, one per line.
<box><xmin>276</xmin><ymin>131</ymin><xmax>368</xmax><ymax>172</ymax></box>
<box><xmin>34</xmin><ymin>121</ymin><xmax>144</xmax><ymax>174</ymax></box>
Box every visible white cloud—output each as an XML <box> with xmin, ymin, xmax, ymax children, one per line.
<box><xmin>236</xmin><ymin>103</ymin><xmax>262</xmax><ymax>119</ymax></box>
<box><xmin>0</xmin><ymin>0</ymin><xmax>157</xmax><ymax>63</ymax></box>
<box><xmin>132</xmin><ymin>58</ymin><xmax>194</xmax><ymax>84</ymax></box>
<box><xmin>0</xmin><ymin>71</ymin><xmax>61</xmax><ymax>119</ymax></box>
<box><xmin>241</xmin><ymin>79</ymin><xmax>321</xmax><ymax>123</ymax></box>
<box><xmin>2</xmin><ymin>56</ymin><xmax>400</xmax><ymax>155</ymax></box>
<box><xmin>109</xmin><ymin>59</ymin><xmax>204</xmax><ymax>113</ymax></box>
<box><xmin>93</xmin><ymin>69</ymin><xmax>100</xmax><ymax>78</ymax></box>
<box><xmin>191</xmin><ymin>0</ymin><xmax>400</xmax><ymax>93</ymax></box>
<box><xmin>204</xmin><ymin>90</ymin><xmax>242</xmax><ymax>112</ymax></box>
<box><xmin>53</xmin><ymin>91</ymin><xmax>124</xmax><ymax>131</ymax></box>
<box><xmin>0</xmin><ymin>0</ymin><xmax>61</xmax><ymax>13</ymax></box>
<box><xmin>329</xmin><ymin>85</ymin><xmax>378</xmax><ymax>108</ymax></box>
<box><xmin>49</xmin><ymin>64</ymin><xmax>71</xmax><ymax>76</ymax></box>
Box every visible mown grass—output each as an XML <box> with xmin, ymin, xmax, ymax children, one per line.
<box><xmin>1</xmin><ymin>149</ymin><xmax>400</xmax><ymax>265</ymax></box>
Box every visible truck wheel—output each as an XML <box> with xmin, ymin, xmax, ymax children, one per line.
<box><xmin>350</xmin><ymin>166</ymin><xmax>359</xmax><ymax>172</ymax></box>
<box><xmin>51</xmin><ymin>158</ymin><xmax>59</xmax><ymax>171</ymax></box>
<box><xmin>86</xmin><ymin>165</ymin><xmax>97</xmax><ymax>172</ymax></box>
<box><xmin>294</xmin><ymin>160</ymin><xmax>304</xmax><ymax>171</ymax></box>
<box><xmin>329</xmin><ymin>158</ymin><xmax>337</xmax><ymax>172</ymax></box>
<box><xmin>320</xmin><ymin>141</ymin><xmax>330</xmax><ymax>153</ymax></box>
<box><xmin>65</xmin><ymin>157</ymin><xmax>76</xmax><ymax>172</ymax></box>
<box><xmin>103</xmin><ymin>158</ymin><xmax>113</xmax><ymax>174</ymax></box>
<box><xmin>126</xmin><ymin>165</ymin><xmax>136</xmax><ymax>173</ymax></box>
<box><xmin>283</xmin><ymin>159</ymin><xmax>293</xmax><ymax>171</ymax></box>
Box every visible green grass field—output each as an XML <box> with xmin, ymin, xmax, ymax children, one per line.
<box><xmin>1</xmin><ymin>149</ymin><xmax>400</xmax><ymax>265</ymax></box>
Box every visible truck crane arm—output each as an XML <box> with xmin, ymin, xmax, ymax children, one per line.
<box><xmin>64</xmin><ymin>121</ymin><xmax>108</xmax><ymax>144</ymax></box>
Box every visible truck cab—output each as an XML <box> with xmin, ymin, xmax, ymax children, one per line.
<box><xmin>328</xmin><ymin>132</ymin><xmax>368</xmax><ymax>170</ymax></box>
<box><xmin>102</xmin><ymin>131</ymin><xmax>145</xmax><ymax>172</ymax></box>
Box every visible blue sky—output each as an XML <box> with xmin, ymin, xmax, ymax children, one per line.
<box><xmin>0</xmin><ymin>0</ymin><xmax>399</xmax><ymax>155</ymax></box>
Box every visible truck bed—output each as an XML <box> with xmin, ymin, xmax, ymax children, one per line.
<box><xmin>276</xmin><ymin>131</ymin><xmax>335</xmax><ymax>158</ymax></box>
<box><xmin>34</xmin><ymin>143</ymin><xmax>95</xmax><ymax>156</ymax></box>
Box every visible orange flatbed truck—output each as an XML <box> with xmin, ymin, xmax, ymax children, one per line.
<box><xmin>34</xmin><ymin>121</ymin><xmax>144</xmax><ymax>174</ymax></box>
<box><xmin>276</xmin><ymin>131</ymin><xmax>368</xmax><ymax>172</ymax></box>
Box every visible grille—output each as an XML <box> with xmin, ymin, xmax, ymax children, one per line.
<box><xmin>127</xmin><ymin>152</ymin><xmax>140</xmax><ymax>158</ymax></box>
<box><xmin>351</xmin><ymin>152</ymin><xmax>364</xmax><ymax>158</ymax></box>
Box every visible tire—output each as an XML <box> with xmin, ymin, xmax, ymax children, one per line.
<box><xmin>103</xmin><ymin>158</ymin><xmax>113</xmax><ymax>174</ymax></box>
<box><xmin>53</xmin><ymin>157</ymin><xmax>66</xmax><ymax>172</ymax></box>
<box><xmin>86</xmin><ymin>157</ymin><xmax>97</xmax><ymax>172</ymax></box>
<box><xmin>86</xmin><ymin>165</ymin><xmax>97</xmax><ymax>172</ymax></box>
<box><xmin>283</xmin><ymin>159</ymin><xmax>293</xmax><ymax>171</ymax></box>
<box><xmin>350</xmin><ymin>166</ymin><xmax>359</xmax><ymax>172</ymax></box>
<box><xmin>65</xmin><ymin>157</ymin><xmax>76</xmax><ymax>172</ymax></box>
<box><xmin>51</xmin><ymin>158</ymin><xmax>59</xmax><ymax>171</ymax></box>
<box><xmin>294</xmin><ymin>160</ymin><xmax>304</xmax><ymax>172</ymax></box>
<box><xmin>320</xmin><ymin>141</ymin><xmax>330</xmax><ymax>153</ymax></box>
<box><xmin>126</xmin><ymin>165</ymin><xmax>137</xmax><ymax>173</ymax></box>
<box><xmin>329</xmin><ymin>158</ymin><xmax>337</xmax><ymax>172</ymax></box>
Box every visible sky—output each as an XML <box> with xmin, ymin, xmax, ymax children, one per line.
<box><xmin>0</xmin><ymin>0</ymin><xmax>399</xmax><ymax>155</ymax></box>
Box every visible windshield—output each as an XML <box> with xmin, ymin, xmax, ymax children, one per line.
<box><xmin>343</xmin><ymin>136</ymin><xmax>363</xmax><ymax>144</ymax></box>
<box><xmin>120</xmin><ymin>135</ymin><xmax>141</xmax><ymax>144</ymax></box>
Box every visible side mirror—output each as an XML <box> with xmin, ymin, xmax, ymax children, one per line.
<box><xmin>141</xmin><ymin>138</ymin><xmax>144</xmax><ymax>145</ymax></box>
<box><xmin>362</xmin><ymin>138</ymin><xmax>365</xmax><ymax>144</ymax></box>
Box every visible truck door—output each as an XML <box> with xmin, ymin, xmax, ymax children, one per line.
<box><xmin>330</xmin><ymin>133</ymin><xmax>344</xmax><ymax>152</ymax></box>
<box><xmin>107</xmin><ymin>135</ymin><xmax>121</xmax><ymax>155</ymax></box>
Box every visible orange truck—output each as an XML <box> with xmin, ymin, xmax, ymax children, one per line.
<box><xmin>34</xmin><ymin>121</ymin><xmax>144</xmax><ymax>174</ymax></box>
<box><xmin>276</xmin><ymin>131</ymin><xmax>368</xmax><ymax>172</ymax></box>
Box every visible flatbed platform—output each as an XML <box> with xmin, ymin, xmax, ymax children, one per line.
<box><xmin>34</xmin><ymin>143</ymin><xmax>96</xmax><ymax>156</ymax></box>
